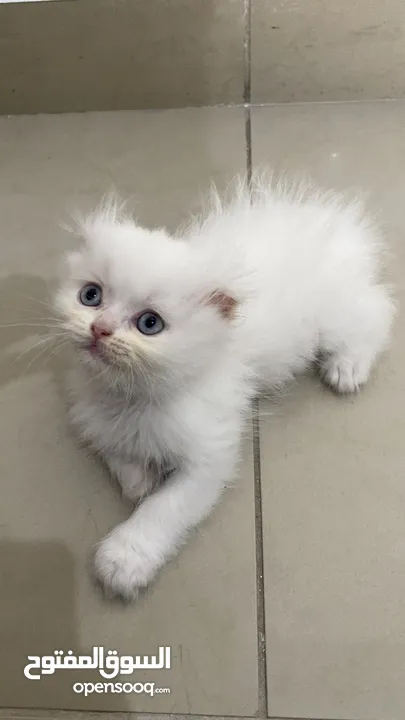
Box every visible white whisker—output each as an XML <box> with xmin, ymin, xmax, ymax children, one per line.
<box><xmin>0</xmin><ymin>322</ymin><xmax>64</xmax><ymax>330</ymax></box>
<box><xmin>17</xmin><ymin>333</ymin><xmax>69</xmax><ymax>377</ymax></box>
<box><xmin>12</xmin><ymin>292</ymin><xmax>52</xmax><ymax>309</ymax></box>
<box><xmin>33</xmin><ymin>340</ymin><xmax>70</xmax><ymax>374</ymax></box>
<box><xmin>13</xmin><ymin>333</ymin><xmax>67</xmax><ymax>364</ymax></box>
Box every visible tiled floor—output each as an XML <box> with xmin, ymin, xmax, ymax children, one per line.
<box><xmin>0</xmin><ymin>101</ymin><xmax>404</xmax><ymax>720</ymax></box>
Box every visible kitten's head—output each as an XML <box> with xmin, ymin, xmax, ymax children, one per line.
<box><xmin>56</xmin><ymin>202</ymin><xmax>237</xmax><ymax>395</ymax></box>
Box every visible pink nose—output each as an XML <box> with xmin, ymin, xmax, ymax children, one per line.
<box><xmin>91</xmin><ymin>323</ymin><xmax>112</xmax><ymax>340</ymax></box>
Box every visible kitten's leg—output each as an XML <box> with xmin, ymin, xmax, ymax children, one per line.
<box><xmin>318</xmin><ymin>284</ymin><xmax>394</xmax><ymax>394</ymax></box>
<box><xmin>107</xmin><ymin>458</ymin><xmax>156</xmax><ymax>504</ymax></box>
<box><xmin>94</xmin><ymin>444</ymin><xmax>238</xmax><ymax>599</ymax></box>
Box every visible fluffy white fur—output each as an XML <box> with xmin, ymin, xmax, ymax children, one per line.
<box><xmin>56</xmin><ymin>177</ymin><xmax>394</xmax><ymax>600</ymax></box>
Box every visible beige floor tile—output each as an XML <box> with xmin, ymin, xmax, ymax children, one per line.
<box><xmin>251</xmin><ymin>0</ymin><xmax>405</xmax><ymax>103</ymax></box>
<box><xmin>252</xmin><ymin>102</ymin><xmax>405</xmax><ymax>719</ymax></box>
<box><xmin>0</xmin><ymin>108</ymin><xmax>258</xmax><ymax>714</ymax></box>
<box><xmin>0</xmin><ymin>0</ymin><xmax>244</xmax><ymax>114</ymax></box>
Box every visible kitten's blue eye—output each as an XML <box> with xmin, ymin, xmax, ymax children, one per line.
<box><xmin>136</xmin><ymin>311</ymin><xmax>164</xmax><ymax>336</ymax></box>
<box><xmin>79</xmin><ymin>283</ymin><xmax>102</xmax><ymax>307</ymax></box>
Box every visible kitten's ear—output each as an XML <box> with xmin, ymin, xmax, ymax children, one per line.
<box><xmin>206</xmin><ymin>290</ymin><xmax>238</xmax><ymax>319</ymax></box>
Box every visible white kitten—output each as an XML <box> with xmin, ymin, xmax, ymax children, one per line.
<box><xmin>56</xmin><ymin>178</ymin><xmax>394</xmax><ymax>600</ymax></box>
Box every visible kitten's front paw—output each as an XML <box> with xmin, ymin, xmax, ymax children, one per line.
<box><xmin>94</xmin><ymin>523</ymin><xmax>155</xmax><ymax>600</ymax></box>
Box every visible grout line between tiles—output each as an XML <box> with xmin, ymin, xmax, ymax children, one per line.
<box><xmin>0</xmin><ymin>711</ymin><xmax>366</xmax><ymax>720</ymax></box>
<box><xmin>245</xmin><ymin>102</ymin><xmax>252</xmax><ymax>187</ymax></box>
<box><xmin>252</xmin><ymin>400</ymin><xmax>268</xmax><ymax>719</ymax></box>
<box><xmin>248</xmin><ymin>97</ymin><xmax>405</xmax><ymax>108</ymax></box>
<box><xmin>243</xmin><ymin>0</ymin><xmax>251</xmax><ymax>109</ymax></box>
<box><xmin>243</xmin><ymin>0</ymin><xmax>252</xmax><ymax>190</ymax></box>
<box><xmin>244</xmin><ymin>3</ymin><xmax>268</xmax><ymax>716</ymax></box>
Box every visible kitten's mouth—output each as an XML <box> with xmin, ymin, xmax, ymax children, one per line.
<box><xmin>89</xmin><ymin>342</ymin><xmax>101</xmax><ymax>356</ymax></box>
<box><xmin>81</xmin><ymin>339</ymin><xmax>109</xmax><ymax>363</ymax></box>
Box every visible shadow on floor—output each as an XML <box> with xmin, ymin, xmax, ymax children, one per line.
<box><xmin>0</xmin><ymin>540</ymin><xmax>130</xmax><ymax>711</ymax></box>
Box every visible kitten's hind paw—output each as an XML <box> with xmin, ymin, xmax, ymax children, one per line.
<box><xmin>319</xmin><ymin>353</ymin><xmax>371</xmax><ymax>394</ymax></box>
